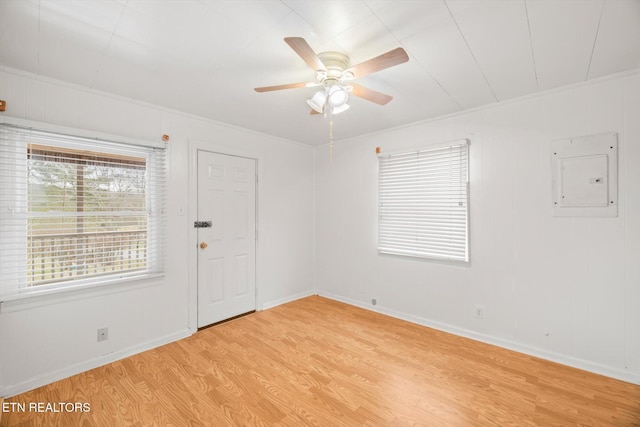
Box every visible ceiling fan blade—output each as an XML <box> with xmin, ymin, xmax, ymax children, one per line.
<box><xmin>254</xmin><ymin>82</ymin><xmax>311</xmax><ymax>92</ymax></box>
<box><xmin>350</xmin><ymin>83</ymin><xmax>393</xmax><ymax>105</ymax></box>
<box><xmin>310</xmin><ymin>109</ymin><xmax>321</xmax><ymax>115</ymax></box>
<box><xmin>284</xmin><ymin>37</ymin><xmax>326</xmax><ymax>71</ymax></box>
<box><xmin>346</xmin><ymin>47</ymin><xmax>409</xmax><ymax>78</ymax></box>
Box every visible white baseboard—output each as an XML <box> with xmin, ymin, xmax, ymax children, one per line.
<box><xmin>318</xmin><ymin>291</ymin><xmax>640</xmax><ymax>386</ymax></box>
<box><xmin>4</xmin><ymin>291</ymin><xmax>636</xmax><ymax>399</ymax></box>
<box><xmin>261</xmin><ymin>289</ymin><xmax>318</xmax><ymax>311</ymax></box>
<box><xmin>0</xmin><ymin>329</ymin><xmax>192</xmax><ymax>398</ymax></box>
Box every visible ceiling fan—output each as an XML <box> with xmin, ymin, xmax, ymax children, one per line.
<box><xmin>254</xmin><ymin>37</ymin><xmax>409</xmax><ymax>115</ymax></box>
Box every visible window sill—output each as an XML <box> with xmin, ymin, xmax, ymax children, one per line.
<box><xmin>0</xmin><ymin>273</ymin><xmax>164</xmax><ymax>313</ymax></box>
<box><xmin>378</xmin><ymin>249</ymin><xmax>470</xmax><ymax>265</ymax></box>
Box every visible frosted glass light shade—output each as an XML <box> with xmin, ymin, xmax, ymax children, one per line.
<box><xmin>331</xmin><ymin>103</ymin><xmax>350</xmax><ymax>115</ymax></box>
<box><xmin>328</xmin><ymin>85</ymin><xmax>348</xmax><ymax>107</ymax></box>
<box><xmin>307</xmin><ymin>91</ymin><xmax>326</xmax><ymax>113</ymax></box>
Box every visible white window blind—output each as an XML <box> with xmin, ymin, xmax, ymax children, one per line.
<box><xmin>378</xmin><ymin>140</ymin><xmax>469</xmax><ymax>262</ymax></box>
<box><xmin>0</xmin><ymin>123</ymin><xmax>167</xmax><ymax>301</ymax></box>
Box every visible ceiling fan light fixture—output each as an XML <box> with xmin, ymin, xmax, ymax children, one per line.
<box><xmin>314</xmin><ymin>70</ymin><xmax>327</xmax><ymax>82</ymax></box>
<box><xmin>327</xmin><ymin>85</ymin><xmax>349</xmax><ymax>107</ymax></box>
<box><xmin>331</xmin><ymin>103</ymin><xmax>350</xmax><ymax>115</ymax></box>
<box><xmin>307</xmin><ymin>90</ymin><xmax>327</xmax><ymax>113</ymax></box>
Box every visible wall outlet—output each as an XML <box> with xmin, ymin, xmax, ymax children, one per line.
<box><xmin>474</xmin><ymin>305</ymin><xmax>485</xmax><ymax>319</ymax></box>
<box><xmin>371</xmin><ymin>298</ymin><xmax>377</xmax><ymax>306</ymax></box>
<box><xmin>97</xmin><ymin>327</ymin><xmax>109</xmax><ymax>342</ymax></box>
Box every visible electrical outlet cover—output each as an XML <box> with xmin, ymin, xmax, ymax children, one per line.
<box><xmin>97</xmin><ymin>327</ymin><xmax>108</xmax><ymax>342</ymax></box>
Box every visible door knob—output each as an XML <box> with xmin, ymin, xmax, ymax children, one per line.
<box><xmin>200</xmin><ymin>242</ymin><xmax>208</xmax><ymax>249</ymax></box>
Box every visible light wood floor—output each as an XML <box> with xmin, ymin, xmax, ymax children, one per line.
<box><xmin>2</xmin><ymin>296</ymin><xmax>639</xmax><ymax>426</ymax></box>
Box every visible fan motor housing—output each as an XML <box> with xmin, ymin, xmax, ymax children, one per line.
<box><xmin>316</xmin><ymin>51</ymin><xmax>351</xmax><ymax>81</ymax></box>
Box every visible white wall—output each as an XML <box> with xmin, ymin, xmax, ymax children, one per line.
<box><xmin>1</xmin><ymin>65</ymin><xmax>637</xmax><ymax>396</ymax></box>
<box><xmin>315</xmin><ymin>71</ymin><xmax>640</xmax><ymax>384</ymax></box>
<box><xmin>0</xmin><ymin>67</ymin><xmax>315</xmax><ymax>396</ymax></box>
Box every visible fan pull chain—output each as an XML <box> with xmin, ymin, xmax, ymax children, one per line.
<box><xmin>329</xmin><ymin>118</ymin><xmax>334</xmax><ymax>161</ymax></box>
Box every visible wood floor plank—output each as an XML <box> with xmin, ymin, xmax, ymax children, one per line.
<box><xmin>2</xmin><ymin>296</ymin><xmax>639</xmax><ymax>426</ymax></box>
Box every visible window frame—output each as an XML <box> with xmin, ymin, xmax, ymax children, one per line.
<box><xmin>377</xmin><ymin>139</ymin><xmax>470</xmax><ymax>263</ymax></box>
<box><xmin>0</xmin><ymin>119</ymin><xmax>167</xmax><ymax>302</ymax></box>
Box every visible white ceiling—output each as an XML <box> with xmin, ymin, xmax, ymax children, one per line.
<box><xmin>1</xmin><ymin>0</ymin><xmax>639</xmax><ymax>145</ymax></box>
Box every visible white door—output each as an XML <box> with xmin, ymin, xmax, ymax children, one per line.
<box><xmin>197</xmin><ymin>151</ymin><xmax>256</xmax><ymax>327</ymax></box>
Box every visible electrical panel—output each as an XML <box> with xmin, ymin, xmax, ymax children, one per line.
<box><xmin>551</xmin><ymin>133</ymin><xmax>617</xmax><ymax>217</ymax></box>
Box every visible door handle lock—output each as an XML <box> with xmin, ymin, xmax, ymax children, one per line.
<box><xmin>200</xmin><ymin>242</ymin><xmax>208</xmax><ymax>249</ymax></box>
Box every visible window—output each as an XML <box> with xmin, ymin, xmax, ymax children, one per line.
<box><xmin>378</xmin><ymin>140</ymin><xmax>469</xmax><ymax>262</ymax></box>
<box><xmin>0</xmin><ymin>123</ymin><xmax>166</xmax><ymax>300</ymax></box>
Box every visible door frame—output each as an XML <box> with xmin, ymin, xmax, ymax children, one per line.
<box><xmin>188</xmin><ymin>140</ymin><xmax>261</xmax><ymax>333</ymax></box>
